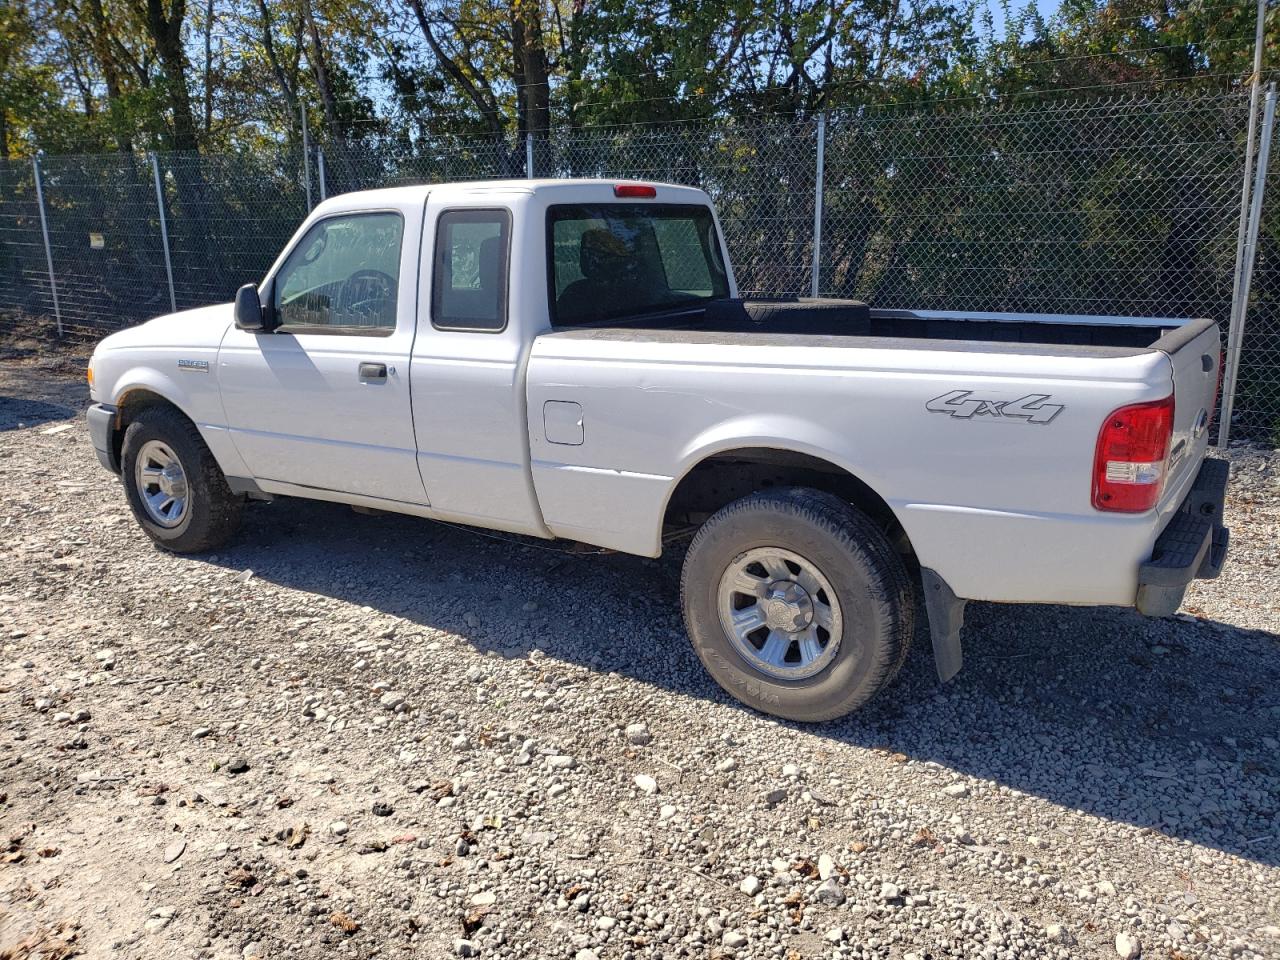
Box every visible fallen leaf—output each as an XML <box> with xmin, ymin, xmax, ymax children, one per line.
<box><xmin>0</xmin><ymin>919</ymin><xmax>80</xmax><ymax>960</ymax></box>
<box><xmin>285</xmin><ymin>823</ymin><xmax>310</xmax><ymax>850</ymax></box>
<box><xmin>225</xmin><ymin>866</ymin><xmax>257</xmax><ymax>890</ymax></box>
<box><xmin>462</xmin><ymin>906</ymin><xmax>490</xmax><ymax>935</ymax></box>
<box><xmin>912</xmin><ymin>827</ymin><xmax>939</xmax><ymax>847</ymax></box>
<box><xmin>790</xmin><ymin>858</ymin><xmax>819</xmax><ymax>879</ymax></box>
<box><xmin>329</xmin><ymin>912</ymin><xmax>360</xmax><ymax>934</ymax></box>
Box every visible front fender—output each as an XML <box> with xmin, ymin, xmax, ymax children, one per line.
<box><xmin>98</xmin><ymin>362</ymin><xmax>249</xmax><ymax>480</ymax></box>
<box><xmin>109</xmin><ymin>367</ymin><xmax>199</xmax><ymax>419</ymax></box>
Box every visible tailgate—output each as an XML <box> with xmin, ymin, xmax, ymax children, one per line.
<box><xmin>1161</xmin><ymin>319</ymin><xmax>1222</xmax><ymax>501</ymax></box>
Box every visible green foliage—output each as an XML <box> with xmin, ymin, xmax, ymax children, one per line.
<box><xmin>1</xmin><ymin>0</ymin><xmax>1270</xmax><ymax>153</ymax></box>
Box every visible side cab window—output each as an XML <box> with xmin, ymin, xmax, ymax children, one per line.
<box><xmin>431</xmin><ymin>209</ymin><xmax>511</xmax><ymax>332</ymax></box>
<box><xmin>273</xmin><ymin>211</ymin><xmax>404</xmax><ymax>334</ymax></box>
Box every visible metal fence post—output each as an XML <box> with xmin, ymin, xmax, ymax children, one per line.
<box><xmin>526</xmin><ymin>132</ymin><xmax>535</xmax><ymax>179</ymax></box>
<box><xmin>317</xmin><ymin>147</ymin><xmax>327</xmax><ymax>202</ymax></box>
<box><xmin>810</xmin><ymin>111</ymin><xmax>827</xmax><ymax>299</ymax></box>
<box><xmin>1219</xmin><ymin>84</ymin><xmax>1276</xmax><ymax>443</ymax></box>
<box><xmin>301</xmin><ymin>101</ymin><xmax>313</xmax><ymax>211</ymax></box>
<box><xmin>31</xmin><ymin>152</ymin><xmax>63</xmax><ymax>337</ymax></box>
<box><xmin>1218</xmin><ymin>0</ymin><xmax>1269</xmax><ymax>446</ymax></box>
<box><xmin>149</xmin><ymin>152</ymin><xmax>177</xmax><ymax>314</ymax></box>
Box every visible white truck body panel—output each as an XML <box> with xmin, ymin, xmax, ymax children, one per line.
<box><xmin>90</xmin><ymin>303</ymin><xmax>251</xmax><ymax>480</ymax></box>
<box><xmin>87</xmin><ymin>178</ymin><xmax>1222</xmax><ymax>617</ymax></box>
<box><xmin>217</xmin><ymin>191</ymin><xmax>427</xmax><ymax>503</ymax></box>
<box><xmin>407</xmin><ymin>187</ymin><xmax>551</xmax><ymax>536</ymax></box>
<box><xmin>525</xmin><ymin>329</ymin><xmax>1206</xmax><ymax>604</ymax></box>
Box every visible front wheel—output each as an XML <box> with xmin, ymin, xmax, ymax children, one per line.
<box><xmin>680</xmin><ymin>488</ymin><xmax>914</xmax><ymax>722</ymax></box>
<box><xmin>120</xmin><ymin>406</ymin><xmax>243</xmax><ymax>553</ymax></box>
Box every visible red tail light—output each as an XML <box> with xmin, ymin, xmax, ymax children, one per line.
<box><xmin>614</xmin><ymin>184</ymin><xmax>657</xmax><ymax>198</ymax></box>
<box><xmin>1092</xmin><ymin>395</ymin><xmax>1175</xmax><ymax>512</ymax></box>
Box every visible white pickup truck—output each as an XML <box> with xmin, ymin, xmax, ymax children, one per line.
<box><xmin>86</xmin><ymin>179</ymin><xmax>1229</xmax><ymax>721</ymax></box>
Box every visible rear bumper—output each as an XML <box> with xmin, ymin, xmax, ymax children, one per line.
<box><xmin>86</xmin><ymin>403</ymin><xmax>118</xmax><ymax>474</ymax></box>
<box><xmin>1135</xmin><ymin>457</ymin><xmax>1229</xmax><ymax>616</ymax></box>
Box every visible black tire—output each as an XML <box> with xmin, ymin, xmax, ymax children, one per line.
<box><xmin>120</xmin><ymin>405</ymin><xmax>243</xmax><ymax>554</ymax></box>
<box><xmin>680</xmin><ymin>487</ymin><xmax>914</xmax><ymax>722</ymax></box>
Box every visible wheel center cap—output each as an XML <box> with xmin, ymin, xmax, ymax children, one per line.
<box><xmin>158</xmin><ymin>463</ymin><xmax>186</xmax><ymax>498</ymax></box>
<box><xmin>764</xmin><ymin>582</ymin><xmax>814</xmax><ymax>632</ymax></box>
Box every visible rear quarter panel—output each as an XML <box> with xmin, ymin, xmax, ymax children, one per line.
<box><xmin>527</xmin><ymin>331</ymin><xmax>1178</xmax><ymax>605</ymax></box>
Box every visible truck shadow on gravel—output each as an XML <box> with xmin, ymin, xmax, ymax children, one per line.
<box><xmin>0</xmin><ymin>396</ymin><xmax>77</xmax><ymax>431</ymax></box>
<box><xmin>209</xmin><ymin>497</ymin><xmax>1280</xmax><ymax>868</ymax></box>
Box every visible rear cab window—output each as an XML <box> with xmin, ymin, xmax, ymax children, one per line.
<box><xmin>547</xmin><ymin>203</ymin><xmax>729</xmax><ymax>327</ymax></box>
<box><xmin>432</xmin><ymin>209</ymin><xmax>512</xmax><ymax>331</ymax></box>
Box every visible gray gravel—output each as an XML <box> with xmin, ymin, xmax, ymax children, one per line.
<box><xmin>1</xmin><ymin>351</ymin><xmax>1278</xmax><ymax>960</ymax></box>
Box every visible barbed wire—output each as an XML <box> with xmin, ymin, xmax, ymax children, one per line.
<box><xmin>320</xmin><ymin>30</ymin><xmax>1265</xmax><ymax>110</ymax></box>
<box><xmin>17</xmin><ymin>68</ymin><xmax>1268</xmax><ymax>162</ymax></box>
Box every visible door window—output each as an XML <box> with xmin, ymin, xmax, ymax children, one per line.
<box><xmin>432</xmin><ymin>209</ymin><xmax>511</xmax><ymax>331</ymax></box>
<box><xmin>273</xmin><ymin>212</ymin><xmax>403</xmax><ymax>333</ymax></box>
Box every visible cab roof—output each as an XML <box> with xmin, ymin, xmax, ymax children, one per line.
<box><xmin>313</xmin><ymin>178</ymin><xmax>710</xmax><ymax>211</ymax></box>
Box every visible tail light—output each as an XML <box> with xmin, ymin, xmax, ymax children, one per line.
<box><xmin>614</xmin><ymin>184</ymin><xmax>657</xmax><ymax>198</ymax></box>
<box><xmin>1092</xmin><ymin>395</ymin><xmax>1175</xmax><ymax>512</ymax></box>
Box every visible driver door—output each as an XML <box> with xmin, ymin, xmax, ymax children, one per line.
<box><xmin>217</xmin><ymin>205</ymin><xmax>429</xmax><ymax>504</ymax></box>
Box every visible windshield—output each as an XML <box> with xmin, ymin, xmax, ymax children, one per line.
<box><xmin>547</xmin><ymin>203</ymin><xmax>730</xmax><ymax>326</ymax></box>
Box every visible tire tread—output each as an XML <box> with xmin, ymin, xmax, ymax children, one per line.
<box><xmin>680</xmin><ymin>487</ymin><xmax>914</xmax><ymax>721</ymax></box>
<box><xmin>121</xmin><ymin>406</ymin><xmax>243</xmax><ymax>553</ymax></box>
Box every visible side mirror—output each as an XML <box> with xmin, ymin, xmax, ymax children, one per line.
<box><xmin>234</xmin><ymin>283</ymin><xmax>267</xmax><ymax>331</ymax></box>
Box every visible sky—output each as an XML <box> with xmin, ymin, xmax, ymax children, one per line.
<box><xmin>984</xmin><ymin>0</ymin><xmax>1064</xmax><ymax>37</ymax></box>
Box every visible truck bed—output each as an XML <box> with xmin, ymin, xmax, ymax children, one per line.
<box><xmin>551</xmin><ymin>302</ymin><xmax>1211</xmax><ymax>354</ymax></box>
<box><xmin>526</xmin><ymin>309</ymin><xmax>1222</xmax><ymax>607</ymax></box>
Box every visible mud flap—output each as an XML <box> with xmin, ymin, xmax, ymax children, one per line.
<box><xmin>921</xmin><ymin>567</ymin><xmax>965</xmax><ymax>683</ymax></box>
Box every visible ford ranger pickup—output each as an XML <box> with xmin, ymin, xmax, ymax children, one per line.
<box><xmin>85</xmin><ymin>179</ymin><xmax>1229</xmax><ymax>721</ymax></box>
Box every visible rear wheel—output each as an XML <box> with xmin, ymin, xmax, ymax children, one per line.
<box><xmin>680</xmin><ymin>487</ymin><xmax>913</xmax><ymax>722</ymax></box>
<box><xmin>120</xmin><ymin>406</ymin><xmax>243</xmax><ymax>553</ymax></box>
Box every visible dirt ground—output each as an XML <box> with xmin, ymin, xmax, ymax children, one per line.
<box><xmin>1</xmin><ymin>346</ymin><xmax>1278</xmax><ymax>960</ymax></box>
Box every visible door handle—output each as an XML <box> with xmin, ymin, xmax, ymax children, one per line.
<box><xmin>358</xmin><ymin>362</ymin><xmax>387</xmax><ymax>381</ymax></box>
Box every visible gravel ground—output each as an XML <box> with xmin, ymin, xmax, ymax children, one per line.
<box><xmin>1</xmin><ymin>350</ymin><xmax>1278</xmax><ymax>960</ymax></box>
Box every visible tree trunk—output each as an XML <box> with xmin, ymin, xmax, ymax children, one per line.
<box><xmin>202</xmin><ymin>0</ymin><xmax>215</xmax><ymax>135</ymax></box>
<box><xmin>303</xmin><ymin>0</ymin><xmax>342</xmax><ymax>143</ymax></box>
<box><xmin>256</xmin><ymin>0</ymin><xmax>300</xmax><ymax>141</ymax></box>
<box><xmin>141</xmin><ymin>0</ymin><xmax>200</xmax><ymax>151</ymax></box>
<box><xmin>406</xmin><ymin>0</ymin><xmax>506</xmax><ymax>137</ymax></box>
<box><xmin>85</xmin><ymin>0</ymin><xmax>135</xmax><ymax>152</ymax></box>
<box><xmin>513</xmin><ymin>2</ymin><xmax>551</xmax><ymax>139</ymax></box>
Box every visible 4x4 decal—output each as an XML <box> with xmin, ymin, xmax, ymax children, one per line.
<box><xmin>926</xmin><ymin>390</ymin><xmax>1064</xmax><ymax>424</ymax></box>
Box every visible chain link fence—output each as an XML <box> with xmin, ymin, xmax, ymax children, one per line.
<box><xmin>0</xmin><ymin>91</ymin><xmax>1276</xmax><ymax>442</ymax></box>
<box><xmin>1238</xmin><ymin>160</ymin><xmax>1279</xmax><ymax>440</ymax></box>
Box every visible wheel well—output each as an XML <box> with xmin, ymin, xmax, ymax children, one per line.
<box><xmin>662</xmin><ymin>448</ymin><xmax>914</xmax><ymax>561</ymax></box>
<box><xmin>111</xmin><ymin>389</ymin><xmax>186</xmax><ymax>466</ymax></box>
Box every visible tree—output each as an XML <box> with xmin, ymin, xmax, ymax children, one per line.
<box><xmin>121</xmin><ymin>0</ymin><xmax>200</xmax><ymax>150</ymax></box>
